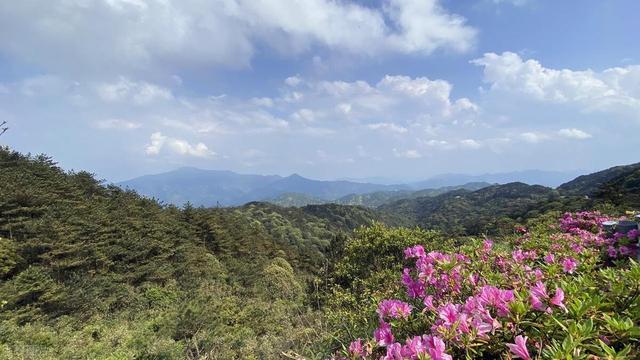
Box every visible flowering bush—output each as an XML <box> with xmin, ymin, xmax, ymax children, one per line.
<box><xmin>332</xmin><ymin>212</ymin><xmax>640</xmax><ymax>359</ymax></box>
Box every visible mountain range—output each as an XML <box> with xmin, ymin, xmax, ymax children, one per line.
<box><xmin>117</xmin><ymin>167</ymin><xmax>583</xmax><ymax>207</ymax></box>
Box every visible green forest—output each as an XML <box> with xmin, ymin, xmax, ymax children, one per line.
<box><xmin>1</xmin><ymin>146</ymin><xmax>639</xmax><ymax>359</ymax></box>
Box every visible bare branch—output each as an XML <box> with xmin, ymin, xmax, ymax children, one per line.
<box><xmin>0</xmin><ymin>121</ymin><xmax>8</xmax><ymax>137</ymax></box>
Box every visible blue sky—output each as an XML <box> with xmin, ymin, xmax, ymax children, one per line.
<box><xmin>0</xmin><ymin>0</ymin><xmax>639</xmax><ymax>182</ymax></box>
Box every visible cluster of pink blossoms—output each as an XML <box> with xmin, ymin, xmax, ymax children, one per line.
<box><xmin>338</xmin><ymin>212</ymin><xmax>638</xmax><ymax>359</ymax></box>
<box><xmin>560</xmin><ymin>211</ymin><xmax>639</xmax><ymax>259</ymax></box>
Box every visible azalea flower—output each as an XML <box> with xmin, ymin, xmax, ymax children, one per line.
<box><xmin>377</xmin><ymin>300</ymin><xmax>412</xmax><ymax>320</ymax></box>
<box><xmin>438</xmin><ymin>303</ymin><xmax>459</xmax><ymax>326</ymax></box>
<box><xmin>374</xmin><ymin>321</ymin><xmax>394</xmax><ymax>346</ymax></box>
<box><xmin>507</xmin><ymin>335</ymin><xmax>531</xmax><ymax>360</ymax></box>
<box><xmin>561</xmin><ymin>257</ymin><xmax>578</xmax><ymax>273</ymax></box>
<box><xmin>512</xmin><ymin>250</ymin><xmax>526</xmax><ymax>263</ymax></box>
<box><xmin>404</xmin><ymin>245</ymin><xmax>426</xmax><ymax>259</ymax></box>
<box><xmin>550</xmin><ymin>288</ymin><xmax>567</xmax><ymax>312</ymax></box>
<box><xmin>483</xmin><ymin>239</ymin><xmax>494</xmax><ymax>252</ymax></box>
<box><xmin>348</xmin><ymin>339</ymin><xmax>366</xmax><ymax>358</ymax></box>
<box><xmin>383</xmin><ymin>342</ymin><xmax>402</xmax><ymax>360</ymax></box>
<box><xmin>424</xmin><ymin>336</ymin><xmax>452</xmax><ymax>360</ymax></box>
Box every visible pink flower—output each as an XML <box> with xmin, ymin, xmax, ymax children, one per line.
<box><xmin>619</xmin><ymin>245</ymin><xmax>631</xmax><ymax>256</ymax></box>
<box><xmin>512</xmin><ymin>249</ymin><xmax>526</xmax><ymax>263</ymax></box>
<box><xmin>423</xmin><ymin>295</ymin><xmax>436</xmax><ymax>311</ymax></box>
<box><xmin>561</xmin><ymin>257</ymin><xmax>578</xmax><ymax>273</ymax></box>
<box><xmin>543</xmin><ymin>253</ymin><xmax>555</xmax><ymax>264</ymax></box>
<box><xmin>377</xmin><ymin>300</ymin><xmax>412</xmax><ymax>320</ymax></box>
<box><xmin>401</xmin><ymin>336</ymin><xmax>427</xmax><ymax>358</ymax></box>
<box><xmin>477</xmin><ymin>286</ymin><xmax>514</xmax><ymax>317</ymax></box>
<box><xmin>402</xmin><ymin>268</ymin><xmax>424</xmax><ymax>298</ymax></box>
<box><xmin>483</xmin><ymin>239</ymin><xmax>493</xmax><ymax>252</ymax></box>
<box><xmin>550</xmin><ymin>288</ymin><xmax>567</xmax><ymax>312</ymax></box>
<box><xmin>529</xmin><ymin>282</ymin><xmax>548</xmax><ymax>312</ymax></box>
<box><xmin>608</xmin><ymin>246</ymin><xmax>618</xmax><ymax>258</ymax></box>
<box><xmin>404</xmin><ymin>245</ymin><xmax>426</xmax><ymax>259</ymax></box>
<box><xmin>383</xmin><ymin>342</ymin><xmax>402</xmax><ymax>360</ymax></box>
<box><xmin>438</xmin><ymin>303</ymin><xmax>459</xmax><ymax>326</ymax></box>
<box><xmin>348</xmin><ymin>339</ymin><xmax>366</xmax><ymax>358</ymax></box>
<box><xmin>507</xmin><ymin>335</ymin><xmax>531</xmax><ymax>360</ymax></box>
<box><xmin>424</xmin><ymin>336</ymin><xmax>452</xmax><ymax>360</ymax></box>
<box><xmin>627</xmin><ymin>229</ymin><xmax>639</xmax><ymax>240</ymax></box>
<box><xmin>533</xmin><ymin>269</ymin><xmax>544</xmax><ymax>281</ymax></box>
<box><xmin>374</xmin><ymin>321</ymin><xmax>394</xmax><ymax>346</ymax></box>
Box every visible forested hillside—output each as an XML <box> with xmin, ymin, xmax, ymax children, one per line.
<box><xmin>0</xmin><ymin>147</ymin><xmax>395</xmax><ymax>359</ymax></box>
<box><xmin>1</xmin><ymin>147</ymin><xmax>639</xmax><ymax>359</ymax></box>
<box><xmin>558</xmin><ymin>162</ymin><xmax>640</xmax><ymax>196</ymax></box>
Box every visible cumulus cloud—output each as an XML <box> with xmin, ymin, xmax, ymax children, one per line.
<box><xmin>0</xmin><ymin>0</ymin><xmax>476</xmax><ymax>78</ymax></box>
<box><xmin>459</xmin><ymin>139</ymin><xmax>483</xmax><ymax>149</ymax></box>
<box><xmin>472</xmin><ymin>52</ymin><xmax>640</xmax><ymax>117</ymax></box>
<box><xmin>285</xmin><ymin>76</ymin><xmax>302</xmax><ymax>87</ymax></box>
<box><xmin>303</xmin><ymin>74</ymin><xmax>478</xmax><ymax>130</ymax></box>
<box><xmin>145</xmin><ymin>132</ymin><xmax>213</xmax><ymax>158</ymax></box>
<box><xmin>96</xmin><ymin>77</ymin><xmax>173</xmax><ymax>104</ymax></box>
<box><xmin>518</xmin><ymin>128</ymin><xmax>592</xmax><ymax>143</ymax></box>
<box><xmin>519</xmin><ymin>132</ymin><xmax>548</xmax><ymax>144</ymax></box>
<box><xmin>557</xmin><ymin>128</ymin><xmax>592</xmax><ymax>139</ymax></box>
<box><xmin>367</xmin><ymin>122</ymin><xmax>408</xmax><ymax>133</ymax></box>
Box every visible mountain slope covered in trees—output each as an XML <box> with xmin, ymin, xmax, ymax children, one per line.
<box><xmin>0</xmin><ymin>147</ymin><xmax>397</xmax><ymax>359</ymax></box>
<box><xmin>2</xmin><ymin>147</ymin><xmax>640</xmax><ymax>359</ymax></box>
<box><xmin>557</xmin><ymin>162</ymin><xmax>640</xmax><ymax>196</ymax></box>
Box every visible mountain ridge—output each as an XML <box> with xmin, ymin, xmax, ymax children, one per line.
<box><xmin>118</xmin><ymin>167</ymin><xmax>590</xmax><ymax>207</ymax></box>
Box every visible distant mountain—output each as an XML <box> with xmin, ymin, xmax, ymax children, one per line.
<box><xmin>378</xmin><ymin>182</ymin><xmax>562</xmax><ymax>235</ymax></box>
<box><xmin>336</xmin><ymin>182</ymin><xmax>492</xmax><ymax>208</ymax></box>
<box><xmin>557</xmin><ymin>162</ymin><xmax>640</xmax><ymax>196</ymax></box>
<box><xmin>410</xmin><ymin>170</ymin><xmax>583</xmax><ymax>189</ymax></box>
<box><xmin>238</xmin><ymin>174</ymin><xmax>407</xmax><ymax>204</ymax></box>
<box><xmin>118</xmin><ymin>168</ymin><xmax>408</xmax><ymax>206</ymax></box>
<box><xmin>117</xmin><ymin>167</ymin><xmax>282</xmax><ymax>206</ymax></box>
<box><xmin>118</xmin><ymin>167</ymin><xmax>588</xmax><ymax>207</ymax></box>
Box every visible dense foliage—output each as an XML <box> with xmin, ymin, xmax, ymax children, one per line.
<box><xmin>1</xmin><ymin>146</ymin><xmax>639</xmax><ymax>359</ymax></box>
<box><xmin>0</xmin><ymin>147</ymin><xmax>385</xmax><ymax>359</ymax></box>
<box><xmin>331</xmin><ymin>212</ymin><xmax>640</xmax><ymax>359</ymax></box>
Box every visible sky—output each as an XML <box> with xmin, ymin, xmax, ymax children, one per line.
<box><xmin>0</xmin><ymin>0</ymin><xmax>639</xmax><ymax>182</ymax></box>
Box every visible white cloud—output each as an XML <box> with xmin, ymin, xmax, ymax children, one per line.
<box><xmin>459</xmin><ymin>139</ymin><xmax>482</xmax><ymax>149</ymax></box>
<box><xmin>422</xmin><ymin>139</ymin><xmax>451</xmax><ymax>149</ymax></box>
<box><xmin>251</xmin><ymin>97</ymin><xmax>274</xmax><ymax>107</ymax></box>
<box><xmin>492</xmin><ymin>0</ymin><xmax>529</xmax><ymax>6</ymax></box>
<box><xmin>291</xmin><ymin>108</ymin><xmax>316</xmax><ymax>123</ymax></box>
<box><xmin>0</xmin><ymin>0</ymin><xmax>476</xmax><ymax>78</ymax></box>
<box><xmin>308</xmin><ymin>75</ymin><xmax>478</xmax><ymax>128</ymax></box>
<box><xmin>96</xmin><ymin>77</ymin><xmax>172</xmax><ymax>105</ymax></box>
<box><xmin>145</xmin><ymin>132</ymin><xmax>213</xmax><ymax>157</ymax></box>
<box><xmin>558</xmin><ymin>128</ymin><xmax>592</xmax><ymax>140</ymax></box>
<box><xmin>367</xmin><ymin>122</ymin><xmax>408</xmax><ymax>133</ymax></box>
<box><xmin>95</xmin><ymin>118</ymin><xmax>141</xmax><ymax>130</ymax></box>
<box><xmin>519</xmin><ymin>132</ymin><xmax>547</xmax><ymax>144</ymax></box>
<box><xmin>472</xmin><ymin>52</ymin><xmax>640</xmax><ymax>117</ymax></box>
<box><xmin>285</xmin><ymin>76</ymin><xmax>302</xmax><ymax>87</ymax></box>
<box><xmin>336</xmin><ymin>103</ymin><xmax>352</xmax><ymax>115</ymax></box>
<box><xmin>393</xmin><ymin>148</ymin><xmax>422</xmax><ymax>159</ymax></box>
